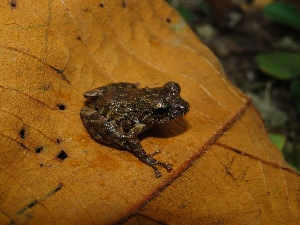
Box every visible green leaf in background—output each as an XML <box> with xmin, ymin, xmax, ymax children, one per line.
<box><xmin>176</xmin><ymin>6</ymin><xmax>196</xmax><ymax>22</ymax></box>
<box><xmin>269</xmin><ymin>133</ymin><xmax>286</xmax><ymax>151</ymax></box>
<box><xmin>256</xmin><ymin>52</ymin><xmax>300</xmax><ymax>80</ymax></box>
<box><xmin>264</xmin><ymin>2</ymin><xmax>300</xmax><ymax>31</ymax></box>
<box><xmin>290</xmin><ymin>79</ymin><xmax>300</xmax><ymax>113</ymax></box>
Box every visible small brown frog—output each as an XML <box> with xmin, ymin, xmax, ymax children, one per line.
<box><xmin>80</xmin><ymin>81</ymin><xmax>190</xmax><ymax>178</ymax></box>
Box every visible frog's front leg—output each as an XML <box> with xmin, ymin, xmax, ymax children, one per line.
<box><xmin>125</xmin><ymin>139</ymin><xmax>172</xmax><ymax>178</ymax></box>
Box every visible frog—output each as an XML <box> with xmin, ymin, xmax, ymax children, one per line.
<box><xmin>80</xmin><ymin>81</ymin><xmax>190</xmax><ymax>178</ymax></box>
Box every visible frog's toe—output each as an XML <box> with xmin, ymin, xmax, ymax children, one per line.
<box><xmin>140</xmin><ymin>153</ymin><xmax>173</xmax><ymax>177</ymax></box>
<box><xmin>149</xmin><ymin>150</ymin><xmax>162</xmax><ymax>157</ymax></box>
<box><xmin>163</xmin><ymin>163</ymin><xmax>173</xmax><ymax>172</ymax></box>
<box><xmin>154</xmin><ymin>161</ymin><xmax>173</xmax><ymax>175</ymax></box>
<box><xmin>153</xmin><ymin>168</ymin><xmax>162</xmax><ymax>178</ymax></box>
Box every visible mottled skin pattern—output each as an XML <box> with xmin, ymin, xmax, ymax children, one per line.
<box><xmin>80</xmin><ymin>82</ymin><xmax>190</xmax><ymax>178</ymax></box>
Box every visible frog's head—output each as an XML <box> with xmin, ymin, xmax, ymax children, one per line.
<box><xmin>152</xmin><ymin>82</ymin><xmax>190</xmax><ymax>123</ymax></box>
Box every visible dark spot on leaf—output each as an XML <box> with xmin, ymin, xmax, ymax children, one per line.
<box><xmin>17</xmin><ymin>199</ymin><xmax>38</xmax><ymax>215</ymax></box>
<box><xmin>8</xmin><ymin>0</ymin><xmax>17</xmax><ymax>9</ymax></box>
<box><xmin>43</xmin><ymin>84</ymin><xmax>51</xmax><ymax>91</ymax></box>
<box><xmin>99</xmin><ymin>3</ymin><xmax>104</xmax><ymax>7</ymax></box>
<box><xmin>77</xmin><ymin>36</ymin><xmax>81</xmax><ymax>40</ymax></box>
<box><xmin>56</xmin><ymin>138</ymin><xmax>62</xmax><ymax>144</ymax></box>
<box><xmin>166</xmin><ymin>18</ymin><xmax>171</xmax><ymax>23</ymax></box>
<box><xmin>122</xmin><ymin>1</ymin><xmax>126</xmax><ymax>8</ymax></box>
<box><xmin>35</xmin><ymin>146</ymin><xmax>43</xmax><ymax>153</ymax></box>
<box><xmin>54</xmin><ymin>183</ymin><xmax>63</xmax><ymax>192</ymax></box>
<box><xmin>19</xmin><ymin>143</ymin><xmax>27</xmax><ymax>149</ymax></box>
<box><xmin>57</xmin><ymin>150</ymin><xmax>68</xmax><ymax>160</ymax></box>
<box><xmin>50</xmin><ymin>66</ymin><xmax>63</xmax><ymax>74</ymax></box>
<box><xmin>57</xmin><ymin>104</ymin><xmax>66</xmax><ymax>110</ymax></box>
<box><xmin>19</xmin><ymin>128</ymin><xmax>25</xmax><ymax>139</ymax></box>
<box><xmin>27</xmin><ymin>200</ymin><xmax>38</xmax><ymax>208</ymax></box>
<box><xmin>43</xmin><ymin>183</ymin><xmax>63</xmax><ymax>200</ymax></box>
<box><xmin>49</xmin><ymin>66</ymin><xmax>70</xmax><ymax>84</ymax></box>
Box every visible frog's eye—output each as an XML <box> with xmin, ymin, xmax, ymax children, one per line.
<box><xmin>163</xmin><ymin>81</ymin><xmax>181</xmax><ymax>95</ymax></box>
<box><xmin>154</xmin><ymin>103</ymin><xmax>169</xmax><ymax>117</ymax></box>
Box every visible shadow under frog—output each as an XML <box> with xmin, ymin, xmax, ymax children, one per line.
<box><xmin>80</xmin><ymin>81</ymin><xmax>190</xmax><ymax>178</ymax></box>
<box><xmin>139</xmin><ymin>117</ymin><xmax>189</xmax><ymax>139</ymax></box>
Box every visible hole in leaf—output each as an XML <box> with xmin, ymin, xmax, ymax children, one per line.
<box><xmin>35</xmin><ymin>147</ymin><xmax>43</xmax><ymax>153</ymax></box>
<box><xmin>9</xmin><ymin>0</ymin><xmax>17</xmax><ymax>9</ymax></box>
<box><xmin>19</xmin><ymin>128</ymin><xmax>25</xmax><ymax>139</ymax></box>
<box><xmin>57</xmin><ymin>150</ymin><xmax>68</xmax><ymax>160</ymax></box>
<box><xmin>57</xmin><ymin>104</ymin><xmax>66</xmax><ymax>110</ymax></box>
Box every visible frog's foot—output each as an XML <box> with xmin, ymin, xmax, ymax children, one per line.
<box><xmin>145</xmin><ymin>155</ymin><xmax>173</xmax><ymax>178</ymax></box>
<box><xmin>130</xmin><ymin>143</ymin><xmax>173</xmax><ymax>178</ymax></box>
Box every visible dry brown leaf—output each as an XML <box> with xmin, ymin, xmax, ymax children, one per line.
<box><xmin>0</xmin><ymin>0</ymin><xmax>299</xmax><ymax>225</ymax></box>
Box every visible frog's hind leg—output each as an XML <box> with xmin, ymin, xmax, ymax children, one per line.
<box><xmin>127</xmin><ymin>141</ymin><xmax>173</xmax><ymax>178</ymax></box>
<box><xmin>80</xmin><ymin>107</ymin><xmax>113</xmax><ymax>145</ymax></box>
